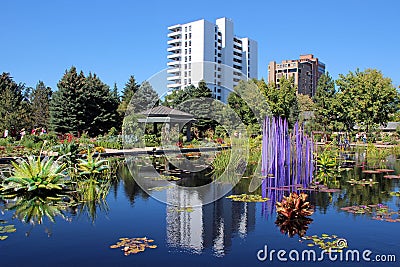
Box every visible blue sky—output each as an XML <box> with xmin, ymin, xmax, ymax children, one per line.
<box><xmin>1</xmin><ymin>0</ymin><xmax>399</xmax><ymax>92</ymax></box>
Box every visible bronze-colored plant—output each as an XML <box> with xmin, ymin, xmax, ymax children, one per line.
<box><xmin>276</xmin><ymin>192</ymin><xmax>314</xmax><ymax>219</ymax></box>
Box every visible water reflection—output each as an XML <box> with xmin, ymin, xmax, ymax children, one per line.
<box><xmin>165</xmin><ymin>184</ymin><xmax>256</xmax><ymax>256</ymax></box>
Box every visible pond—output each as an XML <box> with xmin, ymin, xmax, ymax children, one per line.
<box><xmin>0</xmin><ymin>151</ymin><xmax>399</xmax><ymax>267</ymax></box>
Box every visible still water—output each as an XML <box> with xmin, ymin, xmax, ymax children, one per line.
<box><xmin>0</xmin><ymin>154</ymin><xmax>399</xmax><ymax>267</ymax></box>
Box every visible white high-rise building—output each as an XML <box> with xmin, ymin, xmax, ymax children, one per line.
<box><xmin>167</xmin><ymin>17</ymin><xmax>258</xmax><ymax>103</ymax></box>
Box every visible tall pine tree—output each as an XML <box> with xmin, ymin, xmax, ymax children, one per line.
<box><xmin>49</xmin><ymin>66</ymin><xmax>86</xmax><ymax>134</ymax></box>
<box><xmin>30</xmin><ymin>81</ymin><xmax>52</xmax><ymax>128</ymax></box>
<box><xmin>82</xmin><ymin>73</ymin><xmax>120</xmax><ymax>136</ymax></box>
<box><xmin>118</xmin><ymin>75</ymin><xmax>140</xmax><ymax>116</ymax></box>
<box><xmin>0</xmin><ymin>72</ymin><xmax>31</xmax><ymax>132</ymax></box>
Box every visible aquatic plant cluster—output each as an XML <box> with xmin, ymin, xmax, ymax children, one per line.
<box><xmin>340</xmin><ymin>204</ymin><xmax>400</xmax><ymax>222</ymax></box>
<box><xmin>110</xmin><ymin>237</ymin><xmax>157</xmax><ymax>256</ymax></box>
<box><xmin>0</xmin><ymin>149</ymin><xmax>113</xmax><ymax>226</ymax></box>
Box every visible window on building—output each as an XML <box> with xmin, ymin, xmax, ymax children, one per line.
<box><xmin>185</xmin><ymin>27</ymin><xmax>187</xmax><ymax>32</ymax></box>
<box><xmin>185</xmin><ymin>42</ymin><xmax>187</xmax><ymax>47</ymax></box>
<box><xmin>217</xmin><ymin>96</ymin><xmax>221</xmax><ymax>100</ymax></box>
<box><xmin>185</xmin><ymin>34</ymin><xmax>187</xmax><ymax>39</ymax></box>
<box><xmin>189</xmin><ymin>41</ymin><xmax>191</xmax><ymax>46</ymax></box>
<box><xmin>189</xmin><ymin>33</ymin><xmax>191</xmax><ymax>38</ymax></box>
<box><xmin>188</xmin><ymin>71</ymin><xmax>191</xmax><ymax>76</ymax></box>
<box><xmin>189</xmin><ymin>25</ymin><xmax>191</xmax><ymax>31</ymax></box>
<box><xmin>185</xmin><ymin>56</ymin><xmax>187</xmax><ymax>62</ymax></box>
<box><xmin>185</xmin><ymin>49</ymin><xmax>187</xmax><ymax>54</ymax></box>
<box><xmin>189</xmin><ymin>48</ymin><xmax>191</xmax><ymax>54</ymax></box>
<box><xmin>189</xmin><ymin>63</ymin><xmax>191</xmax><ymax>68</ymax></box>
<box><xmin>189</xmin><ymin>78</ymin><xmax>191</xmax><ymax>83</ymax></box>
<box><xmin>188</xmin><ymin>56</ymin><xmax>191</xmax><ymax>61</ymax></box>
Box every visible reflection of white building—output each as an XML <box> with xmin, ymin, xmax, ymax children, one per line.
<box><xmin>167</xmin><ymin>17</ymin><xmax>258</xmax><ymax>102</ymax></box>
<box><xmin>166</xmin><ymin>185</ymin><xmax>255</xmax><ymax>256</ymax></box>
<box><xmin>166</xmin><ymin>188</ymin><xmax>204</xmax><ymax>253</ymax></box>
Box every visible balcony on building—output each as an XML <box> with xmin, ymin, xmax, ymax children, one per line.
<box><xmin>167</xmin><ymin>82</ymin><xmax>181</xmax><ymax>89</ymax></box>
<box><xmin>167</xmin><ymin>37</ymin><xmax>182</xmax><ymax>45</ymax></box>
<box><xmin>167</xmin><ymin>67</ymin><xmax>180</xmax><ymax>74</ymax></box>
<box><xmin>167</xmin><ymin>75</ymin><xmax>181</xmax><ymax>81</ymax></box>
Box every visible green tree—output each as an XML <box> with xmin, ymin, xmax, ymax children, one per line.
<box><xmin>50</xmin><ymin>66</ymin><xmax>86</xmax><ymax>134</ymax></box>
<box><xmin>313</xmin><ymin>73</ymin><xmax>337</xmax><ymax>131</ymax></box>
<box><xmin>263</xmin><ymin>76</ymin><xmax>299</xmax><ymax>127</ymax></box>
<box><xmin>131</xmin><ymin>81</ymin><xmax>159</xmax><ymax>113</ymax></box>
<box><xmin>82</xmin><ymin>73</ymin><xmax>120</xmax><ymax>136</ymax></box>
<box><xmin>118</xmin><ymin>75</ymin><xmax>139</xmax><ymax>116</ymax></box>
<box><xmin>0</xmin><ymin>72</ymin><xmax>31</xmax><ymax>132</ymax></box>
<box><xmin>227</xmin><ymin>79</ymin><xmax>270</xmax><ymax>130</ymax></box>
<box><xmin>336</xmin><ymin>69</ymin><xmax>398</xmax><ymax>133</ymax></box>
<box><xmin>30</xmin><ymin>81</ymin><xmax>52</xmax><ymax>128</ymax></box>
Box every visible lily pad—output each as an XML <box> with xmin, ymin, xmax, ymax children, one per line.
<box><xmin>390</xmin><ymin>191</ymin><xmax>400</xmax><ymax>197</ymax></box>
<box><xmin>0</xmin><ymin>221</ymin><xmax>16</xmax><ymax>241</ymax></box>
<box><xmin>110</xmin><ymin>237</ymin><xmax>157</xmax><ymax>256</ymax></box>
<box><xmin>226</xmin><ymin>194</ymin><xmax>269</xmax><ymax>202</ymax></box>
<box><xmin>301</xmin><ymin>234</ymin><xmax>348</xmax><ymax>251</ymax></box>
<box><xmin>175</xmin><ymin>206</ymin><xmax>194</xmax><ymax>212</ymax></box>
<box><xmin>148</xmin><ymin>186</ymin><xmax>174</xmax><ymax>191</ymax></box>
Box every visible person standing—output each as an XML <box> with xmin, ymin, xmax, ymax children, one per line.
<box><xmin>3</xmin><ymin>129</ymin><xmax>8</xmax><ymax>138</ymax></box>
<box><xmin>20</xmin><ymin>128</ymin><xmax>26</xmax><ymax>140</ymax></box>
<box><xmin>362</xmin><ymin>133</ymin><xmax>367</xmax><ymax>144</ymax></box>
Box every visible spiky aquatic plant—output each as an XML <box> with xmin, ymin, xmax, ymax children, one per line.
<box><xmin>1</xmin><ymin>156</ymin><xmax>69</xmax><ymax>195</ymax></box>
<box><xmin>77</xmin><ymin>149</ymin><xmax>109</xmax><ymax>178</ymax></box>
<box><xmin>276</xmin><ymin>192</ymin><xmax>314</xmax><ymax>219</ymax></box>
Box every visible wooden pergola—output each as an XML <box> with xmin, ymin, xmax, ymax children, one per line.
<box><xmin>138</xmin><ymin>106</ymin><xmax>196</xmax><ymax>141</ymax></box>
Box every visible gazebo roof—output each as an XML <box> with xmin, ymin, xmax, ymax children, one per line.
<box><xmin>138</xmin><ymin>105</ymin><xmax>195</xmax><ymax>123</ymax></box>
<box><xmin>139</xmin><ymin>106</ymin><xmax>194</xmax><ymax>118</ymax></box>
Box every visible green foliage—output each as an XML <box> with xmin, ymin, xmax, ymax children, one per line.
<box><xmin>50</xmin><ymin>67</ymin><xmax>119</xmax><ymax>136</ymax></box>
<box><xmin>313</xmin><ymin>73</ymin><xmax>337</xmax><ymax>131</ymax></box>
<box><xmin>129</xmin><ymin>81</ymin><xmax>159</xmax><ymax>113</ymax></box>
<box><xmin>77</xmin><ymin>149</ymin><xmax>110</xmax><ymax>178</ymax></box>
<box><xmin>118</xmin><ymin>75</ymin><xmax>139</xmax><ymax>116</ymax></box>
<box><xmin>262</xmin><ymin>77</ymin><xmax>299</xmax><ymax>127</ymax></box>
<box><xmin>0</xmin><ymin>72</ymin><xmax>31</xmax><ymax>131</ymax></box>
<box><xmin>227</xmin><ymin>79</ymin><xmax>269</xmax><ymax>129</ymax></box>
<box><xmin>335</xmin><ymin>69</ymin><xmax>398</xmax><ymax>133</ymax></box>
<box><xmin>81</xmin><ymin>73</ymin><xmax>120</xmax><ymax>136</ymax></box>
<box><xmin>50</xmin><ymin>66</ymin><xmax>86</xmax><ymax>134</ymax></box>
<box><xmin>6</xmin><ymin>195</ymin><xmax>71</xmax><ymax>224</ymax></box>
<box><xmin>143</xmin><ymin>134</ymin><xmax>160</xmax><ymax>147</ymax></box>
<box><xmin>53</xmin><ymin>142</ymin><xmax>80</xmax><ymax>167</ymax></box>
<box><xmin>316</xmin><ymin>145</ymin><xmax>340</xmax><ymax>187</ymax></box>
<box><xmin>2</xmin><ymin>156</ymin><xmax>69</xmax><ymax>194</ymax></box>
<box><xmin>30</xmin><ymin>81</ymin><xmax>52</xmax><ymax>128</ymax></box>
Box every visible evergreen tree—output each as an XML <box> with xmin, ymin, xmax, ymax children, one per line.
<box><xmin>30</xmin><ymin>81</ymin><xmax>52</xmax><ymax>128</ymax></box>
<box><xmin>131</xmin><ymin>81</ymin><xmax>159</xmax><ymax>113</ymax></box>
<box><xmin>0</xmin><ymin>72</ymin><xmax>31</xmax><ymax>132</ymax></box>
<box><xmin>118</xmin><ymin>75</ymin><xmax>140</xmax><ymax>116</ymax></box>
<box><xmin>49</xmin><ymin>66</ymin><xmax>86</xmax><ymax>134</ymax></box>
<box><xmin>82</xmin><ymin>73</ymin><xmax>120</xmax><ymax>136</ymax></box>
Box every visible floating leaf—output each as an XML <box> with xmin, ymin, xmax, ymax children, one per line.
<box><xmin>110</xmin><ymin>237</ymin><xmax>157</xmax><ymax>256</ymax></box>
<box><xmin>226</xmin><ymin>194</ymin><xmax>269</xmax><ymax>202</ymax></box>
